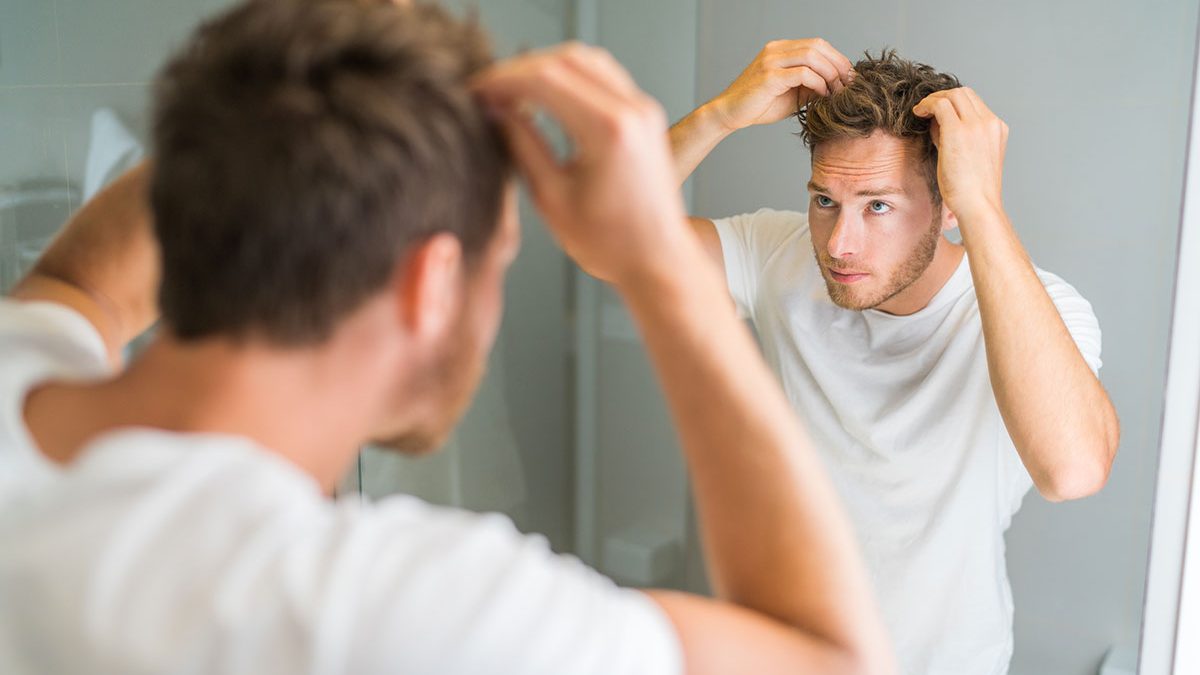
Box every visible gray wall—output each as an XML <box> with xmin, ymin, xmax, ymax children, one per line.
<box><xmin>685</xmin><ymin>1</ymin><xmax>1197</xmax><ymax>673</ymax></box>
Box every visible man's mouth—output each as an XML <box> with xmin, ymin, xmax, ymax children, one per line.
<box><xmin>828</xmin><ymin>268</ymin><xmax>870</xmax><ymax>284</ymax></box>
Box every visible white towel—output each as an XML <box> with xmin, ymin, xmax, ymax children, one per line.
<box><xmin>83</xmin><ymin>108</ymin><xmax>144</xmax><ymax>202</ymax></box>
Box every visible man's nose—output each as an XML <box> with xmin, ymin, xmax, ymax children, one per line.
<box><xmin>828</xmin><ymin>213</ymin><xmax>865</xmax><ymax>260</ymax></box>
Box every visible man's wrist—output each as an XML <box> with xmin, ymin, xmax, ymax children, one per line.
<box><xmin>681</xmin><ymin>100</ymin><xmax>738</xmax><ymax>142</ymax></box>
<box><xmin>612</xmin><ymin>227</ymin><xmax>715</xmax><ymax>305</ymax></box>
<box><xmin>951</xmin><ymin>196</ymin><xmax>1007</xmax><ymax>232</ymax></box>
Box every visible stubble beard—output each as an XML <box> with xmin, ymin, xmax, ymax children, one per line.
<box><xmin>818</xmin><ymin>216</ymin><xmax>943</xmax><ymax>311</ymax></box>
<box><xmin>370</xmin><ymin>312</ymin><xmax>486</xmax><ymax>456</ymax></box>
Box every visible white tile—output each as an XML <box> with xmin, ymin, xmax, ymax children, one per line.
<box><xmin>0</xmin><ymin>0</ymin><xmax>61</xmax><ymax>86</ymax></box>
<box><xmin>0</xmin><ymin>88</ymin><xmax>67</xmax><ymax>187</ymax></box>
<box><xmin>55</xmin><ymin>0</ymin><xmax>232</xmax><ymax>85</ymax></box>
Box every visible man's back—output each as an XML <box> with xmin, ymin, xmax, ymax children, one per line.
<box><xmin>0</xmin><ymin>301</ymin><xmax>682</xmax><ymax>675</ymax></box>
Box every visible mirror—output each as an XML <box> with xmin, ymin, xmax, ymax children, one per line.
<box><xmin>576</xmin><ymin>1</ymin><xmax>1198</xmax><ymax>674</ymax></box>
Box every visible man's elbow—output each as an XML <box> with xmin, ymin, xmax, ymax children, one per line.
<box><xmin>1036</xmin><ymin>445</ymin><xmax>1116</xmax><ymax>503</ymax></box>
<box><xmin>1037</xmin><ymin>407</ymin><xmax>1121</xmax><ymax>503</ymax></box>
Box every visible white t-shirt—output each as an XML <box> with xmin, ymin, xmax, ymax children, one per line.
<box><xmin>0</xmin><ymin>300</ymin><xmax>682</xmax><ymax>675</ymax></box>
<box><xmin>714</xmin><ymin>209</ymin><xmax>1102</xmax><ymax>675</ymax></box>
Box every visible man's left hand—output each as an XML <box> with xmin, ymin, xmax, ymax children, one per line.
<box><xmin>913</xmin><ymin>87</ymin><xmax>1008</xmax><ymax>223</ymax></box>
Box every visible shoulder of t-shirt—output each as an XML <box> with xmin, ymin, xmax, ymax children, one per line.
<box><xmin>336</xmin><ymin>495</ymin><xmax>683</xmax><ymax>673</ymax></box>
<box><xmin>1031</xmin><ymin>266</ymin><xmax>1096</xmax><ymax>314</ymax></box>
<box><xmin>1031</xmin><ymin>265</ymin><xmax>1103</xmax><ymax>371</ymax></box>
<box><xmin>716</xmin><ymin>207</ymin><xmax>809</xmax><ymax>234</ymax></box>
<box><xmin>713</xmin><ymin>207</ymin><xmax>810</xmax><ymax>261</ymax></box>
<box><xmin>0</xmin><ymin>298</ymin><xmax>109</xmax><ymax>372</ymax></box>
<box><xmin>0</xmin><ymin>299</ymin><xmax>112</xmax><ymax>484</ymax></box>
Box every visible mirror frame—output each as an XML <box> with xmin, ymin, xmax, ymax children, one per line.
<box><xmin>1141</xmin><ymin>13</ymin><xmax>1200</xmax><ymax>675</ymax></box>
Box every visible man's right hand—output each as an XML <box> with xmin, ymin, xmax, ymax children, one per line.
<box><xmin>473</xmin><ymin>43</ymin><xmax>692</xmax><ymax>290</ymax></box>
<box><xmin>667</xmin><ymin>39</ymin><xmax>854</xmax><ymax>188</ymax></box>
<box><xmin>707</xmin><ymin>38</ymin><xmax>854</xmax><ymax>133</ymax></box>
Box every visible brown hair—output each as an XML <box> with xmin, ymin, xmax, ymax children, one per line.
<box><xmin>797</xmin><ymin>49</ymin><xmax>960</xmax><ymax>203</ymax></box>
<box><xmin>151</xmin><ymin>0</ymin><xmax>510</xmax><ymax>345</ymax></box>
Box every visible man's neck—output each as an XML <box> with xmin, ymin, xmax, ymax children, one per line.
<box><xmin>873</xmin><ymin>236</ymin><xmax>966</xmax><ymax>316</ymax></box>
<box><xmin>26</xmin><ymin>335</ymin><xmax>395</xmax><ymax>494</ymax></box>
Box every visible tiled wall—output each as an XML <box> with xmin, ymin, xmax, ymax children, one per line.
<box><xmin>0</xmin><ymin>0</ymin><xmax>235</xmax><ymax>289</ymax></box>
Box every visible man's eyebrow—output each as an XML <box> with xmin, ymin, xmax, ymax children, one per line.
<box><xmin>807</xmin><ymin>181</ymin><xmax>905</xmax><ymax>198</ymax></box>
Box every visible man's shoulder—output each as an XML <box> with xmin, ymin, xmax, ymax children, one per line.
<box><xmin>712</xmin><ymin>207</ymin><xmax>812</xmax><ymax>262</ymax></box>
<box><xmin>1031</xmin><ymin>265</ymin><xmax>1086</xmax><ymax>295</ymax></box>
<box><xmin>719</xmin><ymin>207</ymin><xmax>810</xmax><ymax>231</ymax></box>
<box><xmin>1028</xmin><ymin>265</ymin><xmax>1097</xmax><ymax>318</ymax></box>
<box><xmin>0</xmin><ymin>299</ymin><xmax>112</xmax><ymax>485</ymax></box>
<box><xmin>0</xmin><ymin>299</ymin><xmax>109</xmax><ymax>377</ymax></box>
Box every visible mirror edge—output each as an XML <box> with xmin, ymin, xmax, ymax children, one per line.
<box><xmin>1140</xmin><ymin>9</ymin><xmax>1200</xmax><ymax>673</ymax></box>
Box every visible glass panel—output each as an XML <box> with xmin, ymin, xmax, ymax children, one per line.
<box><xmin>352</xmin><ymin>0</ymin><xmax>577</xmax><ymax>554</ymax></box>
<box><xmin>0</xmin><ymin>0</ymin><xmax>236</xmax><ymax>294</ymax></box>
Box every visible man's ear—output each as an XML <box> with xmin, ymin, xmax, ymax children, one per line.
<box><xmin>940</xmin><ymin>201</ymin><xmax>958</xmax><ymax>232</ymax></box>
<box><xmin>395</xmin><ymin>233</ymin><xmax>465</xmax><ymax>340</ymax></box>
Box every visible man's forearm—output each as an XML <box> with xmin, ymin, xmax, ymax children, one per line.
<box><xmin>960</xmin><ymin>207</ymin><xmax>1119</xmax><ymax>501</ymax></box>
<box><xmin>669</xmin><ymin>103</ymin><xmax>734</xmax><ymax>187</ymax></box>
<box><xmin>10</xmin><ymin>162</ymin><xmax>159</xmax><ymax>362</ymax></box>
<box><xmin>616</xmin><ymin>238</ymin><xmax>888</xmax><ymax>665</ymax></box>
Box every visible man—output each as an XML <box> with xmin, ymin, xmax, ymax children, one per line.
<box><xmin>670</xmin><ymin>41</ymin><xmax>1120</xmax><ymax>674</ymax></box>
<box><xmin>0</xmin><ymin>2</ymin><xmax>895</xmax><ymax>674</ymax></box>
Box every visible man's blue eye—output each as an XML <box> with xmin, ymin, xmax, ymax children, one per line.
<box><xmin>815</xmin><ymin>195</ymin><xmax>835</xmax><ymax>208</ymax></box>
<box><xmin>868</xmin><ymin>201</ymin><xmax>891</xmax><ymax>214</ymax></box>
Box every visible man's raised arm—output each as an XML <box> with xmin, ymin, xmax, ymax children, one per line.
<box><xmin>9</xmin><ymin>162</ymin><xmax>159</xmax><ymax>366</ymax></box>
<box><xmin>669</xmin><ymin>38</ymin><xmax>852</xmax><ymax>186</ymax></box>
<box><xmin>669</xmin><ymin>38</ymin><xmax>852</xmax><ymax>270</ymax></box>
<box><xmin>913</xmin><ymin>88</ymin><xmax>1120</xmax><ymax>502</ymax></box>
<box><xmin>476</xmin><ymin>44</ymin><xmax>893</xmax><ymax>675</ymax></box>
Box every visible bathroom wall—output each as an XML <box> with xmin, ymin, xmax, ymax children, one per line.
<box><xmin>0</xmin><ymin>0</ymin><xmax>235</xmax><ymax>291</ymax></box>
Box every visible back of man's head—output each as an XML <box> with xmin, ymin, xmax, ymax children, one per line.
<box><xmin>798</xmin><ymin>50</ymin><xmax>960</xmax><ymax>203</ymax></box>
<box><xmin>151</xmin><ymin>0</ymin><xmax>510</xmax><ymax>346</ymax></box>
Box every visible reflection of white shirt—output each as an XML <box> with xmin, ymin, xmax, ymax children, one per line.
<box><xmin>714</xmin><ymin>209</ymin><xmax>1102</xmax><ymax>675</ymax></box>
<box><xmin>0</xmin><ymin>300</ymin><xmax>682</xmax><ymax>675</ymax></box>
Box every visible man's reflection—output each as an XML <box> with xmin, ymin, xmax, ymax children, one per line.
<box><xmin>670</xmin><ymin>43</ymin><xmax>1119</xmax><ymax>674</ymax></box>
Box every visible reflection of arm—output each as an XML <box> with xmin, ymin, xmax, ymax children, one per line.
<box><xmin>669</xmin><ymin>39</ymin><xmax>853</xmax><ymax>189</ymax></box>
<box><xmin>670</xmin><ymin>105</ymin><xmax>734</xmax><ymax>187</ymax></box>
<box><xmin>963</xmin><ymin>208</ymin><xmax>1119</xmax><ymax>502</ymax></box>
<box><xmin>8</xmin><ymin>163</ymin><xmax>159</xmax><ymax>367</ymax></box>
<box><xmin>911</xmin><ymin>87</ymin><xmax>1119</xmax><ymax>502</ymax></box>
<box><xmin>621</xmin><ymin>246</ymin><xmax>893</xmax><ymax>675</ymax></box>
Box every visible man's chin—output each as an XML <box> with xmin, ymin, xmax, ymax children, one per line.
<box><xmin>824</xmin><ymin>281</ymin><xmax>880</xmax><ymax>311</ymax></box>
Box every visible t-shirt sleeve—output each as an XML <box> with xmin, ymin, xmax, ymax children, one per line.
<box><xmin>0</xmin><ymin>299</ymin><xmax>110</xmax><ymax>483</ymax></box>
<box><xmin>304</xmin><ymin>496</ymin><xmax>684</xmax><ymax>675</ymax></box>
<box><xmin>711</xmin><ymin>208</ymin><xmax>806</xmax><ymax>319</ymax></box>
<box><xmin>998</xmin><ymin>271</ymin><xmax>1104</xmax><ymax>509</ymax></box>
<box><xmin>1037</xmin><ymin>270</ymin><xmax>1103</xmax><ymax>375</ymax></box>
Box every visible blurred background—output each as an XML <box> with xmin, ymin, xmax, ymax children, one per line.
<box><xmin>2</xmin><ymin>1</ymin><xmax>1196</xmax><ymax>673</ymax></box>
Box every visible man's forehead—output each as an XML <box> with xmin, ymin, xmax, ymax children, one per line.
<box><xmin>810</xmin><ymin>131</ymin><xmax>924</xmax><ymax>188</ymax></box>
